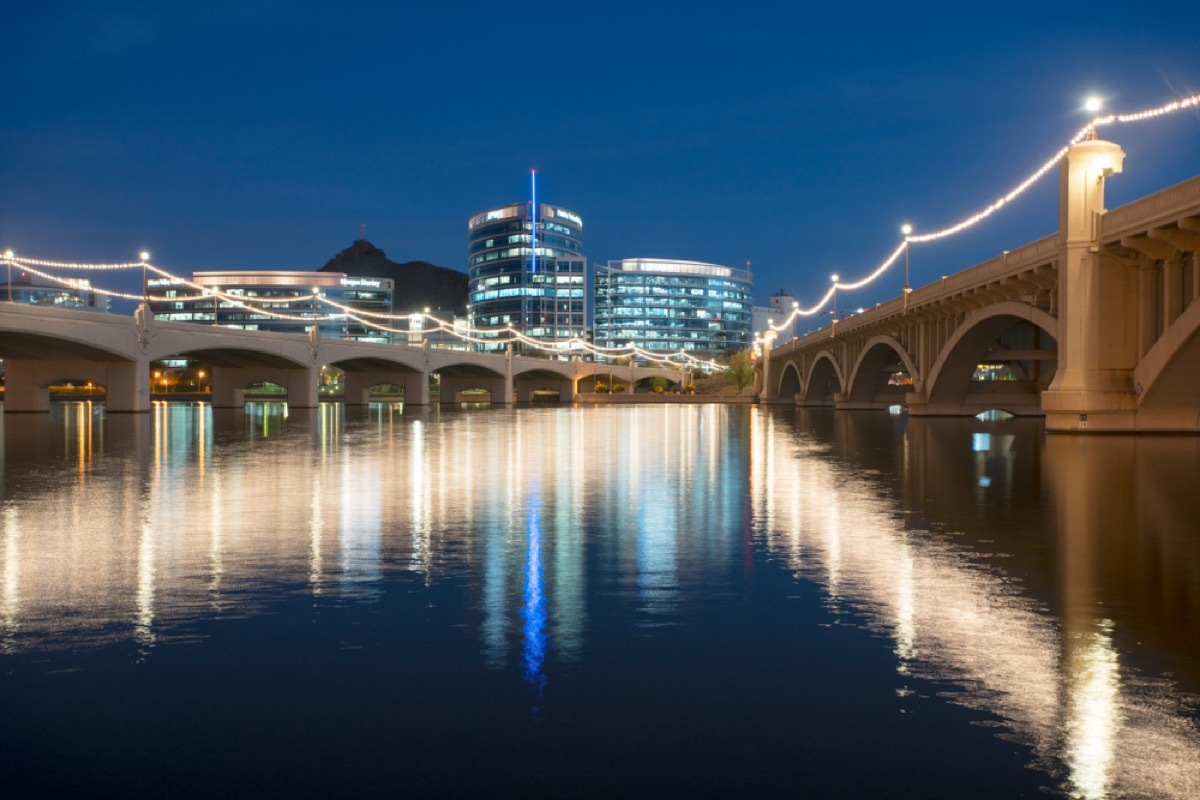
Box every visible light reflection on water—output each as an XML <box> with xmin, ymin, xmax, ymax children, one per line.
<box><xmin>753</xmin><ymin>409</ymin><xmax>1200</xmax><ymax>800</ymax></box>
<box><xmin>0</xmin><ymin>401</ymin><xmax>1197</xmax><ymax>798</ymax></box>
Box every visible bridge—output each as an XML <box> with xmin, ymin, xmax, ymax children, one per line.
<box><xmin>761</xmin><ymin>136</ymin><xmax>1200</xmax><ymax>433</ymax></box>
<box><xmin>0</xmin><ymin>304</ymin><xmax>683</xmax><ymax>412</ymax></box>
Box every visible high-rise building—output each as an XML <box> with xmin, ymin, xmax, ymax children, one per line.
<box><xmin>467</xmin><ymin>202</ymin><xmax>586</xmax><ymax>352</ymax></box>
<box><xmin>594</xmin><ymin>258</ymin><xmax>754</xmax><ymax>358</ymax></box>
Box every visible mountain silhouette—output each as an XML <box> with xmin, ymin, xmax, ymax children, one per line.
<box><xmin>318</xmin><ymin>239</ymin><xmax>468</xmax><ymax>316</ymax></box>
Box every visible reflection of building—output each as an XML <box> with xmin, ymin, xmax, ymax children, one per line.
<box><xmin>753</xmin><ymin>288</ymin><xmax>796</xmax><ymax>345</ymax></box>
<box><xmin>147</xmin><ymin>271</ymin><xmax>393</xmax><ymax>342</ymax></box>
<box><xmin>467</xmin><ymin>202</ymin><xmax>587</xmax><ymax>352</ymax></box>
<box><xmin>594</xmin><ymin>258</ymin><xmax>754</xmax><ymax>356</ymax></box>
<box><xmin>0</xmin><ymin>268</ymin><xmax>107</xmax><ymax>311</ymax></box>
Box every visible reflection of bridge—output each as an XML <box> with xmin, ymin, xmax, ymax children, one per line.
<box><xmin>762</xmin><ymin>136</ymin><xmax>1200</xmax><ymax>432</ymax></box>
<box><xmin>0</xmin><ymin>305</ymin><xmax>682</xmax><ymax>411</ymax></box>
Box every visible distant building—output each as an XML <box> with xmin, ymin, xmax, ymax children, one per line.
<box><xmin>0</xmin><ymin>268</ymin><xmax>107</xmax><ymax>311</ymax></box>
<box><xmin>753</xmin><ymin>288</ymin><xmax>797</xmax><ymax>345</ymax></box>
<box><xmin>467</xmin><ymin>202</ymin><xmax>587</xmax><ymax>352</ymax></box>
<box><xmin>594</xmin><ymin>258</ymin><xmax>754</xmax><ymax>357</ymax></box>
<box><xmin>147</xmin><ymin>270</ymin><xmax>394</xmax><ymax>342</ymax></box>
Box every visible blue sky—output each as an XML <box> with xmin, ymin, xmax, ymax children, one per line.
<box><xmin>3</xmin><ymin>1</ymin><xmax>1199</xmax><ymax>311</ymax></box>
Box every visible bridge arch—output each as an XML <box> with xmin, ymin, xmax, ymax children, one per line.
<box><xmin>844</xmin><ymin>335</ymin><xmax>919</xmax><ymax>409</ymax></box>
<box><xmin>802</xmin><ymin>351</ymin><xmax>844</xmax><ymax>406</ymax></box>
<box><xmin>922</xmin><ymin>302</ymin><xmax>1059</xmax><ymax>416</ymax></box>
<box><xmin>775</xmin><ymin>361</ymin><xmax>803</xmax><ymax>402</ymax></box>
<box><xmin>1132</xmin><ymin>296</ymin><xmax>1200</xmax><ymax>427</ymax></box>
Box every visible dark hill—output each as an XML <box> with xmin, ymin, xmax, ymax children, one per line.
<box><xmin>319</xmin><ymin>239</ymin><xmax>468</xmax><ymax>315</ymax></box>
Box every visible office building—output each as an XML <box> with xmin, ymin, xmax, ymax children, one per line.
<box><xmin>147</xmin><ymin>271</ymin><xmax>394</xmax><ymax>342</ymax></box>
<box><xmin>594</xmin><ymin>258</ymin><xmax>754</xmax><ymax>357</ymax></box>
<box><xmin>467</xmin><ymin>202</ymin><xmax>586</xmax><ymax>352</ymax></box>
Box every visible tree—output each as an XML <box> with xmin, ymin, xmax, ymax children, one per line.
<box><xmin>725</xmin><ymin>350</ymin><xmax>755</xmax><ymax>391</ymax></box>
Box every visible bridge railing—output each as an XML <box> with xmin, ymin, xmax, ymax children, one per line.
<box><xmin>1100</xmin><ymin>174</ymin><xmax>1200</xmax><ymax>243</ymax></box>
<box><xmin>782</xmin><ymin>232</ymin><xmax>1059</xmax><ymax>352</ymax></box>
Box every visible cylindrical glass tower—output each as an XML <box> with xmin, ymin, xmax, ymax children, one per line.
<box><xmin>467</xmin><ymin>202</ymin><xmax>586</xmax><ymax>352</ymax></box>
<box><xmin>594</xmin><ymin>258</ymin><xmax>754</xmax><ymax>358</ymax></box>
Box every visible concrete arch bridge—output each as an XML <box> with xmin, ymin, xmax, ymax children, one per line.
<box><xmin>762</xmin><ymin>138</ymin><xmax>1200</xmax><ymax>433</ymax></box>
<box><xmin>0</xmin><ymin>305</ymin><xmax>682</xmax><ymax>412</ymax></box>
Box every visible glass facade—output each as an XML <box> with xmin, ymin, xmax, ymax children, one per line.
<box><xmin>146</xmin><ymin>271</ymin><xmax>394</xmax><ymax>342</ymax></box>
<box><xmin>467</xmin><ymin>202</ymin><xmax>586</xmax><ymax>352</ymax></box>
<box><xmin>594</xmin><ymin>259</ymin><xmax>754</xmax><ymax>357</ymax></box>
<box><xmin>0</xmin><ymin>269</ymin><xmax>106</xmax><ymax>311</ymax></box>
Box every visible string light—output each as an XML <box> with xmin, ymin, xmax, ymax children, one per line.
<box><xmin>11</xmin><ymin>90</ymin><xmax>1194</xmax><ymax>360</ymax></box>
<box><xmin>759</xmin><ymin>90</ymin><xmax>1200</xmax><ymax>335</ymax></box>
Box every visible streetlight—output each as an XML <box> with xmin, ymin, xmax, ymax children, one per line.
<box><xmin>791</xmin><ymin>300</ymin><xmax>799</xmax><ymax>341</ymax></box>
<box><xmin>139</xmin><ymin>251</ymin><xmax>150</xmax><ymax>304</ymax></box>
<box><xmin>830</xmin><ymin>274</ymin><xmax>840</xmax><ymax>336</ymax></box>
<box><xmin>901</xmin><ymin>224</ymin><xmax>913</xmax><ymax>308</ymax></box>
<box><xmin>4</xmin><ymin>250</ymin><xmax>13</xmax><ymax>303</ymax></box>
<box><xmin>197</xmin><ymin>369</ymin><xmax>206</xmax><ymax>392</ymax></box>
<box><xmin>1085</xmin><ymin>96</ymin><xmax>1102</xmax><ymax>138</ymax></box>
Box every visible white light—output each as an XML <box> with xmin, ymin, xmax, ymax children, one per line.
<box><xmin>1085</xmin><ymin>96</ymin><xmax>1102</xmax><ymax>114</ymax></box>
<box><xmin>139</xmin><ymin>251</ymin><xmax>150</xmax><ymax>262</ymax></box>
<box><xmin>901</xmin><ymin>224</ymin><xmax>913</xmax><ymax>236</ymax></box>
<box><xmin>831</xmin><ymin>274</ymin><xmax>839</xmax><ymax>283</ymax></box>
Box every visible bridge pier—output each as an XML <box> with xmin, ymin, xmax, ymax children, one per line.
<box><xmin>3</xmin><ymin>357</ymin><xmax>150</xmax><ymax>413</ymax></box>
<box><xmin>1042</xmin><ymin>136</ymin><xmax>1135</xmax><ymax>433</ymax></box>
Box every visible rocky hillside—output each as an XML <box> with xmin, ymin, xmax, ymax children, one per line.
<box><xmin>318</xmin><ymin>239</ymin><xmax>468</xmax><ymax>315</ymax></box>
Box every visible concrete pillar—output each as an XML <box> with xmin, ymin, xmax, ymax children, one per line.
<box><xmin>1042</xmin><ymin>136</ymin><xmax>1133</xmax><ymax>433</ymax></box>
<box><xmin>1138</xmin><ymin>264</ymin><xmax>1158</xmax><ymax>358</ymax></box>
<box><xmin>760</xmin><ymin>333</ymin><xmax>775</xmax><ymax>401</ymax></box>
<box><xmin>503</xmin><ymin>345</ymin><xmax>515</xmax><ymax>405</ymax></box>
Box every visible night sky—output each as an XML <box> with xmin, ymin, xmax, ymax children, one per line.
<box><xmin>3</xmin><ymin>2</ymin><xmax>1200</xmax><ymax>314</ymax></box>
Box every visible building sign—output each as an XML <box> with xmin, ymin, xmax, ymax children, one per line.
<box><xmin>554</xmin><ymin>209</ymin><xmax>582</xmax><ymax>226</ymax></box>
<box><xmin>340</xmin><ymin>278</ymin><xmax>383</xmax><ymax>289</ymax></box>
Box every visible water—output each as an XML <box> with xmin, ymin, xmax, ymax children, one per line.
<box><xmin>1</xmin><ymin>402</ymin><xmax>1197</xmax><ymax>799</ymax></box>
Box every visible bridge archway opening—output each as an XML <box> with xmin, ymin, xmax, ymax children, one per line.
<box><xmin>48</xmin><ymin>379</ymin><xmax>106</xmax><ymax>398</ymax></box>
<box><xmin>244</xmin><ymin>381</ymin><xmax>288</xmax><ymax>398</ymax></box>
<box><xmin>845</xmin><ymin>337</ymin><xmax>916</xmax><ymax>410</ymax></box>
<box><xmin>777</xmin><ymin>363</ymin><xmax>802</xmax><ymax>402</ymax></box>
<box><xmin>368</xmin><ymin>383</ymin><xmax>406</xmax><ymax>401</ymax></box>
<box><xmin>531</xmin><ymin>390</ymin><xmax>561</xmax><ymax>403</ymax></box>
<box><xmin>803</xmin><ymin>355</ymin><xmax>842</xmax><ymax>406</ymax></box>
<box><xmin>926</xmin><ymin>313</ymin><xmax>1058</xmax><ymax>417</ymax></box>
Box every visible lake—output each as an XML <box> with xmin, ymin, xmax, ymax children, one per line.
<box><xmin>1</xmin><ymin>402</ymin><xmax>1197</xmax><ymax>798</ymax></box>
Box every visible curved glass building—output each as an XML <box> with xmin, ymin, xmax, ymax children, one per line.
<box><xmin>594</xmin><ymin>258</ymin><xmax>754</xmax><ymax>356</ymax></box>
<box><xmin>467</xmin><ymin>202</ymin><xmax>586</xmax><ymax>351</ymax></box>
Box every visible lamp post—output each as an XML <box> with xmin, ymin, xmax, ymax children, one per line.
<box><xmin>4</xmin><ymin>250</ymin><xmax>13</xmax><ymax>303</ymax></box>
<box><xmin>139</xmin><ymin>251</ymin><xmax>150</xmax><ymax>305</ymax></box>
<box><xmin>211</xmin><ymin>287</ymin><xmax>220</xmax><ymax>326</ymax></box>
<box><xmin>901</xmin><ymin>224</ymin><xmax>913</xmax><ymax>309</ymax></box>
<box><xmin>1085</xmin><ymin>96</ymin><xmax>1102</xmax><ymax>139</ymax></box>
<box><xmin>791</xmin><ymin>300</ymin><xmax>799</xmax><ymax>342</ymax></box>
<box><xmin>830</xmin><ymin>274</ymin><xmax>839</xmax><ymax>331</ymax></box>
